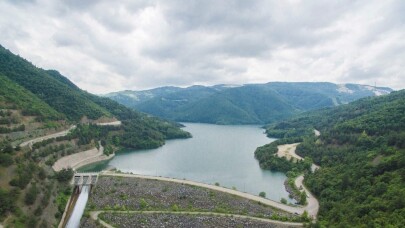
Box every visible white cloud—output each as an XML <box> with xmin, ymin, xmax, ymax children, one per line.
<box><xmin>0</xmin><ymin>0</ymin><xmax>403</xmax><ymax>93</ymax></box>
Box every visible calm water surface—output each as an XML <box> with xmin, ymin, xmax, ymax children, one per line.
<box><xmin>85</xmin><ymin>123</ymin><xmax>292</xmax><ymax>202</ymax></box>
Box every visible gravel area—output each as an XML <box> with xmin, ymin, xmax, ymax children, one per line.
<box><xmin>81</xmin><ymin>217</ymin><xmax>102</xmax><ymax>228</ymax></box>
<box><xmin>98</xmin><ymin>213</ymin><xmax>292</xmax><ymax>228</ymax></box>
<box><xmin>88</xmin><ymin>176</ymin><xmax>300</xmax><ymax>221</ymax></box>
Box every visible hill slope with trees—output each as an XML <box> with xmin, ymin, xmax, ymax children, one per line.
<box><xmin>0</xmin><ymin>45</ymin><xmax>190</xmax><ymax>148</ymax></box>
<box><xmin>255</xmin><ymin>90</ymin><xmax>405</xmax><ymax>226</ymax></box>
<box><xmin>105</xmin><ymin>82</ymin><xmax>392</xmax><ymax>124</ymax></box>
<box><xmin>0</xmin><ymin>45</ymin><xmax>190</xmax><ymax>227</ymax></box>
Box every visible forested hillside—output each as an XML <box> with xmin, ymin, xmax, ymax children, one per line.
<box><xmin>255</xmin><ymin>90</ymin><xmax>405</xmax><ymax>226</ymax></box>
<box><xmin>0</xmin><ymin>46</ymin><xmax>110</xmax><ymax>120</ymax></box>
<box><xmin>105</xmin><ymin>82</ymin><xmax>392</xmax><ymax>125</ymax></box>
<box><xmin>174</xmin><ymin>85</ymin><xmax>298</xmax><ymax>124</ymax></box>
<box><xmin>0</xmin><ymin>75</ymin><xmax>63</xmax><ymax>121</ymax></box>
<box><xmin>0</xmin><ymin>45</ymin><xmax>190</xmax><ymax>148</ymax></box>
<box><xmin>0</xmin><ymin>45</ymin><xmax>190</xmax><ymax>227</ymax></box>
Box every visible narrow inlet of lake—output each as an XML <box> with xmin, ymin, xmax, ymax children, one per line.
<box><xmin>82</xmin><ymin>123</ymin><xmax>293</xmax><ymax>203</ymax></box>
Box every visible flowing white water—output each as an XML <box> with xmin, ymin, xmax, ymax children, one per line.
<box><xmin>66</xmin><ymin>185</ymin><xmax>90</xmax><ymax>228</ymax></box>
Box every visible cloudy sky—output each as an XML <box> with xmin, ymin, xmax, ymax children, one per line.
<box><xmin>0</xmin><ymin>0</ymin><xmax>404</xmax><ymax>93</ymax></box>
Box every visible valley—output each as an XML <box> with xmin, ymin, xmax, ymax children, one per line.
<box><xmin>1</xmin><ymin>1</ymin><xmax>404</xmax><ymax>227</ymax></box>
<box><xmin>0</xmin><ymin>44</ymin><xmax>403</xmax><ymax>227</ymax></box>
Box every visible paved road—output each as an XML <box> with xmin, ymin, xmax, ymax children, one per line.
<box><xmin>96</xmin><ymin>121</ymin><xmax>122</xmax><ymax>126</ymax></box>
<box><xmin>276</xmin><ymin>143</ymin><xmax>320</xmax><ymax>218</ymax></box>
<box><xmin>90</xmin><ymin>210</ymin><xmax>303</xmax><ymax>227</ymax></box>
<box><xmin>19</xmin><ymin>125</ymin><xmax>76</xmax><ymax>147</ymax></box>
<box><xmin>295</xmin><ymin>175</ymin><xmax>319</xmax><ymax>218</ymax></box>
<box><xmin>20</xmin><ymin>121</ymin><xmax>122</xmax><ymax>148</ymax></box>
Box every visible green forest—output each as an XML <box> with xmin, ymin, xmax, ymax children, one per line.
<box><xmin>256</xmin><ymin>90</ymin><xmax>405</xmax><ymax>227</ymax></box>
<box><xmin>0</xmin><ymin>45</ymin><xmax>191</xmax><ymax>149</ymax></box>
<box><xmin>0</xmin><ymin>45</ymin><xmax>190</xmax><ymax>227</ymax></box>
<box><xmin>108</xmin><ymin>82</ymin><xmax>391</xmax><ymax>125</ymax></box>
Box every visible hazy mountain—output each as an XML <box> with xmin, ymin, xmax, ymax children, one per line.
<box><xmin>105</xmin><ymin>82</ymin><xmax>392</xmax><ymax>124</ymax></box>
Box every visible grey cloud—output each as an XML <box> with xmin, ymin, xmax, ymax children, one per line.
<box><xmin>5</xmin><ymin>0</ymin><xmax>35</xmax><ymax>5</ymax></box>
<box><xmin>343</xmin><ymin>66</ymin><xmax>382</xmax><ymax>81</ymax></box>
<box><xmin>0</xmin><ymin>0</ymin><xmax>404</xmax><ymax>93</ymax></box>
<box><xmin>52</xmin><ymin>30</ymin><xmax>86</xmax><ymax>47</ymax></box>
<box><xmin>142</xmin><ymin>0</ymin><xmax>353</xmax><ymax>64</ymax></box>
<box><xmin>60</xmin><ymin>0</ymin><xmax>101</xmax><ymax>11</ymax></box>
<box><xmin>90</xmin><ymin>1</ymin><xmax>153</xmax><ymax>34</ymax></box>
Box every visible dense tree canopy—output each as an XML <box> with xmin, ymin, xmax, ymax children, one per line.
<box><xmin>257</xmin><ymin>90</ymin><xmax>405</xmax><ymax>227</ymax></box>
<box><xmin>0</xmin><ymin>45</ymin><xmax>191</xmax><ymax>150</ymax></box>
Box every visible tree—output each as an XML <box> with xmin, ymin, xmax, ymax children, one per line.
<box><xmin>3</xmin><ymin>143</ymin><xmax>13</xmax><ymax>153</ymax></box>
<box><xmin>281</xmin><ymin>198</ymin><xmax>287</xmax><ymax>204</ymax></box>
<box><xmin>55</xmin><ymin>168</ymin><xmax>74</xmax><ymax>182</ymax></box>
<box><xmin>25</xmin><ymin>184</ymin><xmax>38</xmax><ymax>205</ymax></box>
<box><xmin>0</xmin><ymin>154</ymin><xmax>13</xmax><ymax>167</ymax></box>
<box><xmin>259</xmin><ymin>192</ymin><xmax>266</xmax><ymax>198</ymax></box>
<box><xmin>0</xmin><ymin>188</ymin><xmax>18</xmax><ymax>216</ymax></box>
<box><xmin>299</xmin><ymin>191</ymin><xmax>307</xmax><ymax>205</ymax></box>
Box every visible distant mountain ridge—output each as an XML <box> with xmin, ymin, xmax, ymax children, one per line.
<box><xmin>104</xmin><ymin>82</ymin><xmax>393</xmax><ymax>124</ymax></box>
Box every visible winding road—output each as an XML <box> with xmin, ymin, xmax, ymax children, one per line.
<box><xmin>19</xmin><ymin>121</ymin><xmax>122</xmax><ymax>148</ymax></box>
<box><xmin>17</xmin><ymin>120</ymin><xmax>121</xmax><ymax>171</ymax></box>
<box><xmin>276</xmin><ymin>140</ymin><xmax>320</xmax><ymax>218</ymax></box>
<box><xmin>294</xmin><ymin>175</ymin><xmax>319</xmax><ymax>218</ymax></box>
<box><xmin>19</xmin><ymin>125</ymin><xmax>76</xmax><ymax>148</ymax></box>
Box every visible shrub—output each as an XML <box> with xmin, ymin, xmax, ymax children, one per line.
<box><xmin>259</xmin><ymin>191</ymin><xmax>266</xmax><ymax>198</ymax></box>
<box><xmin>55</xmin><ymin>168</ymin><xmax>73</xmax><ymax>182</ymax></box>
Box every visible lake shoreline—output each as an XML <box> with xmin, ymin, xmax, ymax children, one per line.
<box><xmin>93</xmin><ymin>123</ymin><xmax>292</xmax><ymax>202</ymax></box>
<box><xmin>52</xmin><ymin>143</ymin><xmax>115</xmax><ymax>172</ymax></box>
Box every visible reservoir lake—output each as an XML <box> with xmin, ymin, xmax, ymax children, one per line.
<box><xmin>82</xmin><ymin>123</ymin><xmax>293</xmax><ymax>203</ymax></box>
